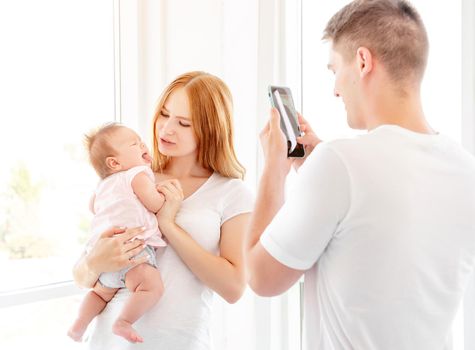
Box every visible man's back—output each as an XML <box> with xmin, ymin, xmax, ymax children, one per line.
<box><xmin>261</xmin><ymin>125</ymin><xmax>475</xmax><ymax>349</ymax></box>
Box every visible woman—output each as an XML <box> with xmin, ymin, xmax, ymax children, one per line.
<box><xmin>72</xmin><ymin>71</ymin><xmax>254</xmax><ymax>349</ymax></box>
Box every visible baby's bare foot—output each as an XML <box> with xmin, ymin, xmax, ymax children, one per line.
<box><xmin>112</xmin><ymin>319</ymin><xmax>143</xmax><ymax>343</ymax></box>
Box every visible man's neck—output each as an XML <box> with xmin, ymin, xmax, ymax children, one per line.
<box><xmin>366</xmin><ymin>88</ymin><xmax>436</xmax><ymax>135</ymax></box>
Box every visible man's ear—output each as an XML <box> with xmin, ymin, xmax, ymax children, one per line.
<box><xmin>105</xmin><ymin>157</ymin><xmax>121</xmax><ymax>171</ymax></box>
<box><xmin>356</xmin><ymin>47</ymin><xmax>373</xmax><ymax>78</ymax></box>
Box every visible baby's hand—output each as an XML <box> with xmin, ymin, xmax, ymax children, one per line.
<box><xmin>155</xmin><ymin>184</ymin><xmax>166</xmax><ymax>197</ymax></box>
<box><xmin>155</xmin><ymin>179</ymin><xmax>184</xmax><ymax>226</ymax></box>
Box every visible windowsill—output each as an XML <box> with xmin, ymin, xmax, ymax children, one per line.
<box><xmin>0</xmin><ymin>281</ymin><xmax>83</xmax><ymax>308</ymax></box>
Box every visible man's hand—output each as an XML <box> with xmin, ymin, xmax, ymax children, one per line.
<box><xmin>260</xmin><ymin>108</ymin><xmax>292</xmax><ymax>176</ymax></box>
<box><xmin>293</xmin><ymin>113</ymin><xmax>322</xmax><ymax>171</ymax></box>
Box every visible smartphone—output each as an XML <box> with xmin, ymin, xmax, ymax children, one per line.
<box><xmin>268</xmin><ymin>85</ymin><xmax>305</xmax><ymax>158</ymax></box>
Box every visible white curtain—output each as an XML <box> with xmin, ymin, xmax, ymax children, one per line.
<box><xmin>116</xmin><ymin>0</ymin><xmax>303</xmax><ymax>349</ymax></box>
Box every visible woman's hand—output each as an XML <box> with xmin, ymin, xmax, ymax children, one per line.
<box><xmin>293</xmin><ymin>113</ymin><xmax>322</xmax><ymax>171</ymax></box>
<box><xmin>85</xmin><ymin>226</ymin><xmax>148</xmax><ymax>275</ymax></box>
<box><xmin>156</xmin><ymin>179</ymin><xmax>184</xmax><ymax>231</ymax></box>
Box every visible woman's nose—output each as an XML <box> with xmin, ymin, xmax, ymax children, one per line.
<box><xmin>162</xmin><ymin>120</ymin><xmax>176</xmax><ymax>135</ymax></box>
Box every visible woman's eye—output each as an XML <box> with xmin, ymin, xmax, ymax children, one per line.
<box><xmin>160</xmin><ymin>113</ymin><xmax>169</xmax><ymax>118</ymax></box>
<box><xmin>179</xmin><ymin>122</ymin><xmax>191</xmax><ymax>127</ymax></box>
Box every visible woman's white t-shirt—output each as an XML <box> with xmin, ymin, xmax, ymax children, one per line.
<box><xmin>86</xmin><ymin>172</ymin><xmax>254</xmax><ymax>350</ymax></box>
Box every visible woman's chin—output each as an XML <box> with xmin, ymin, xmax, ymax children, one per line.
<box><xmin>158</xmin><ymin>147</ymin><xmax>174</xmax><ymax>156</ymax></box>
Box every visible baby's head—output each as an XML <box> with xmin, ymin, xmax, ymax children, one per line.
<box><xmin>84</xmin><ymin>123</ymin><xmax>152</xmax><ymax>179</ymax></box>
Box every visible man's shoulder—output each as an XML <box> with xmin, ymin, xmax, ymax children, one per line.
<box><xmin>316</xmin><ymin>131</ymin><xmax>401</xmax><ymax>171</ymax></box>
<box><xmin>322</xmin><ymin>134</ymin><xmax>371</xmax><ymax>158</ymax></box>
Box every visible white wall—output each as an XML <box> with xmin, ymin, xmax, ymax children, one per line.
<box><xmin>118</xmin><ymin>0</ymin><xmax>260</xmax><ymax>188</ymax></box>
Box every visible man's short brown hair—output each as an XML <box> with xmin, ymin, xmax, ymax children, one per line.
<box><xmin>323</xmin><ymin>0</ymin><xmax>428</xmax><ymax>83</ymax></box>
<box><xmin>84</xmin><ymin>122</ymin><xmax>123</xmax><ymax>179</ymax></box>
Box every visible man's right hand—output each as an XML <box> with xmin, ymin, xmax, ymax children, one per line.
<box><xmin>293</xmin><ymin>113</ymin><xmax>322</xmax><ymax>171</ymax></box>
<box><xmin>259</xmin><ymin>108</ymin><xmax>293</xmax><ymax>176</ymax></box>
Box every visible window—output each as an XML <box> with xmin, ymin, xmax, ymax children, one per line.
<box><xmin>0</xmin><ymin>0</ymin><xmax>115</xmax><ymax>347</ymax></box>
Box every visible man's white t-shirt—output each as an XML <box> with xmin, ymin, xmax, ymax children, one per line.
<box><xmin>261</xmin><ymin>125</ymin><xmax>475</xmax><ymax>350</ymax></box>
<box><xmin>86</xmin><ymin>172</ymin><xmax>254</xmax><ymax>350</ymax></box>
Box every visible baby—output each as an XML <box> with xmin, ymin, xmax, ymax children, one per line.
<box><xmin>68</xmin><ymin>123</ymin><xmax>166</xmax><ymax>343</ymax></box>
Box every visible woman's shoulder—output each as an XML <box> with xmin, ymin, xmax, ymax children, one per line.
<box><xmin>208</xmin><ymin>173</ymin><xmax>254</xmax><ymax>219</ymax></box>
<box><xmin>211</xmin><ymin>172</ymin><xmax>248</xmax><ymax>189</ymax></box>
<box><xmin>209</xmin><ymin>172</ymin><xmax>254</xmax><ymax>199</ymax></box>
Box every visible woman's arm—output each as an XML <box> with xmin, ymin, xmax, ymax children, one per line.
<box><xmin>73</xmin><ymin>251</ymin><xmax>100</xmax><ymax>289</ymax></box>
<box><xmin>160</xmin><ymin>214</ymin><xmax>249</xmax><ymax>303</ymax></box>
<box><xmin>72</xmin><ymin>227</ymin><xmax>149</xmax><ymax>288</ymax></box>
<box><xmin>157</xmin><ymin>179</ymin><xmax>249</xmax><ymax>303</ymax></box>
<box><xmin>132</xmin><ymin>172</ymin><xmax>165</xmax><ymax>213</ymax></box>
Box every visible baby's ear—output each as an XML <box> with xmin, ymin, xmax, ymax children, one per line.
<box><xmin>105</xmin><ymin>156</ymin><xmax>121</xmax><ymax>171</ymax></box>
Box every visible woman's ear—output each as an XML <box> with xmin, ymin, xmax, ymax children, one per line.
<box><xmin>105</xmin><ymin>157</ymin><xmax>121</xmax><ymax>172</ymax></box>
<box><xmin>356</xmin><ymin>47</ymin><xmax>373</xmax><ymax>78</ymax></box>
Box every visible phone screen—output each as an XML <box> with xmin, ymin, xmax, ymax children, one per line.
<box><xmin>268</xmin><ymin>86</ymin><xmax>305</xmax><ymax>158</ymax></box>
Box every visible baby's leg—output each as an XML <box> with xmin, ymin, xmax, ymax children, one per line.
<box><xmin>112</xmin><ymin>263</ymin><xmax>163</xmax><ymax>343</ymax></box>
<box><xmin>68</xmin><ymin>283</ymin><xmax>118</xmax><ymax>342</ymax></box>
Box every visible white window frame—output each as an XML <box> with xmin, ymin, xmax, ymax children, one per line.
<box><xmin>0</xmin><ymin>282</ymin><xmax>82</xmax><ymax>309</ymax></box>
<box><xmin>462</xmin><ymin>0</ymin><xmax>475</xmax><ymax>155</ymax></box>
<box><xmin>462</xmin><ymin>1</ymin><xmax>475</xmax><ymax>348</ymax></box>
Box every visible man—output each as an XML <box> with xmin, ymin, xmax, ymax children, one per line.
<box><xmin>245</xmin><ymin>0</ymin><xmax>475</xmax><ymax>349</ymax></box>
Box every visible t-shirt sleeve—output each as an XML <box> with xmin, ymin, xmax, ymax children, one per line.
<box><xmin>260</xmin><ymin>143</ymin><xmax>351</xmax><ymax>270</ymax></box>
<box><xmin>125</xmin><ymin>166</ymin><xmax>154</xmax><ymax>188</ymax></box>
<box><xmin>221</xmin><ymin>180</ymin><xmax>255</xmax><ymax>225</ymax></box>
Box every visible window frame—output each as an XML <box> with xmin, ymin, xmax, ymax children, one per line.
<box><xmin>0</xmin><ymin>282</ymin><xmax>82</xmax><ymax>309</ymax></box>
<box><xmin>462</xmin><ymin>1</ymin><xmax>475</xmax><ymax>348</ymax></box>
